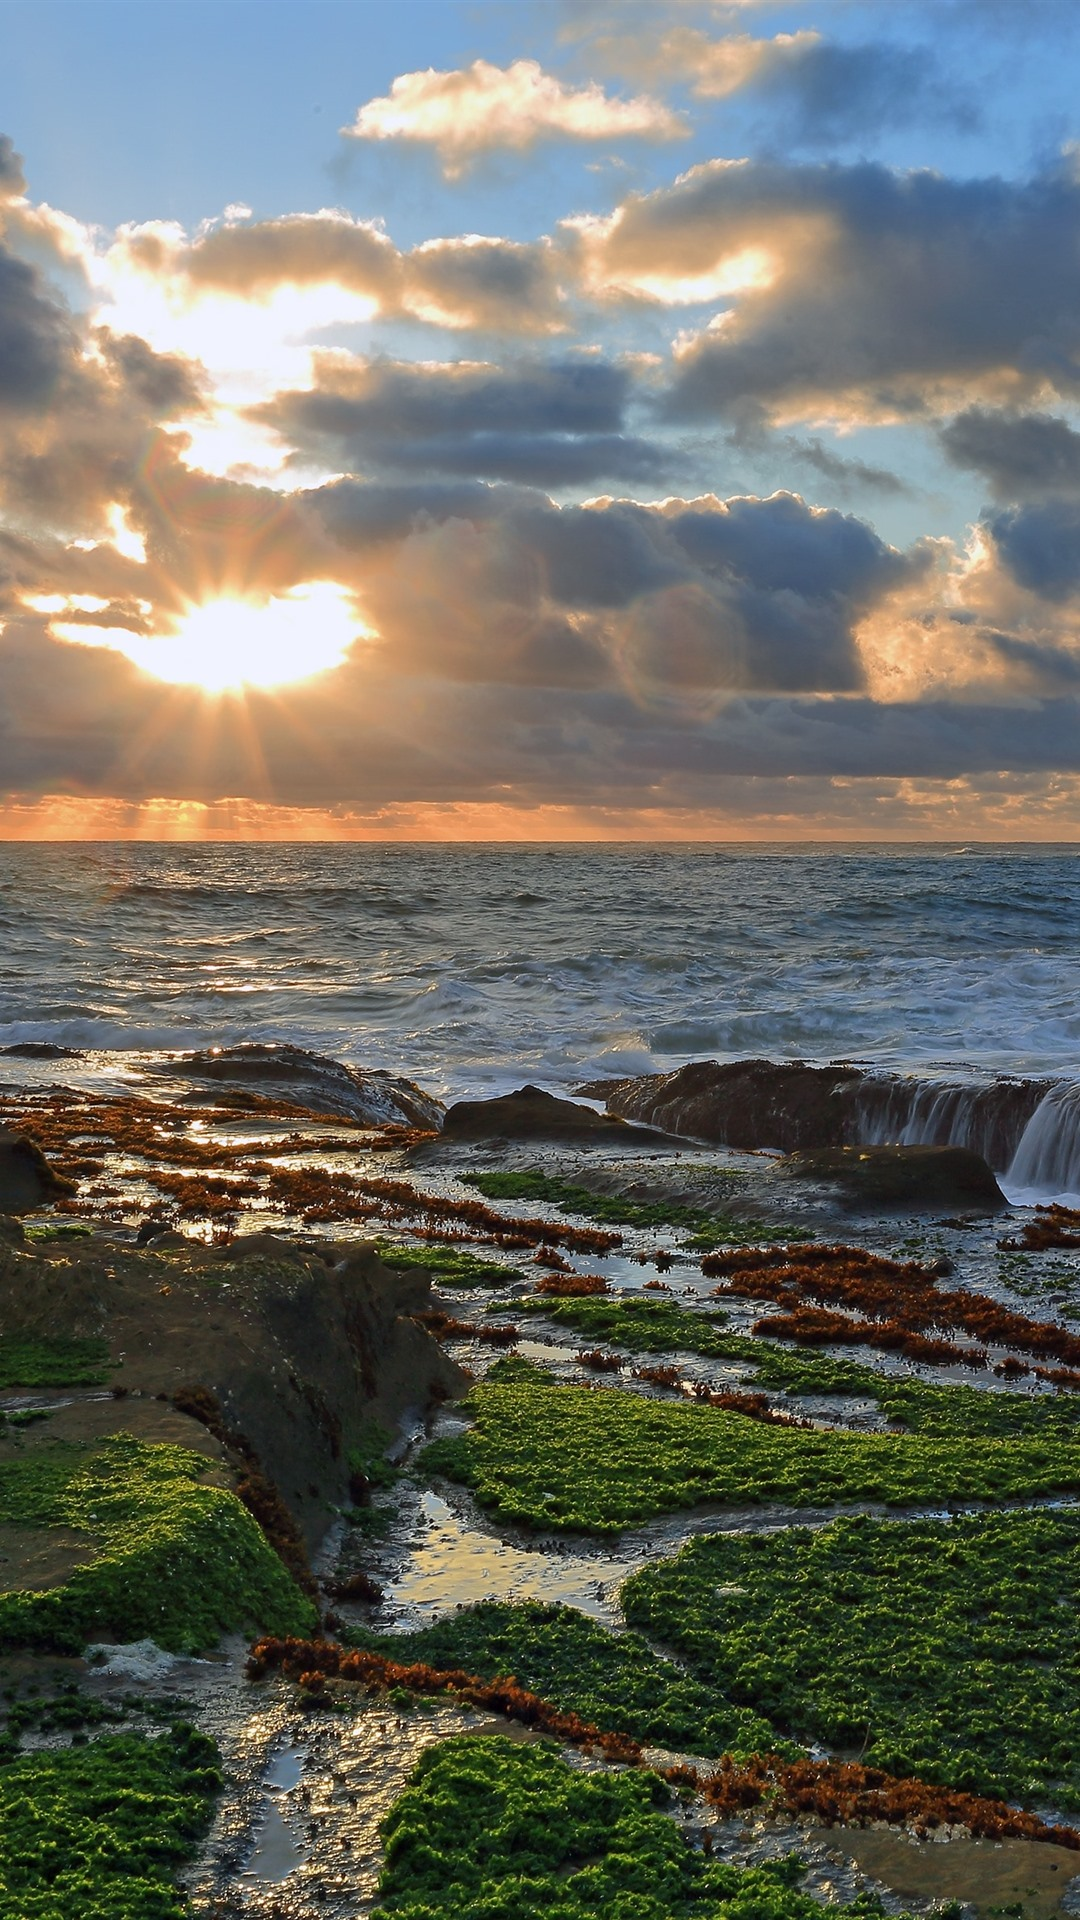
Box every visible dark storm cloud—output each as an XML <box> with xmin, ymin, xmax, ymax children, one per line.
<box><xmin>940</xmin><ymin>408</ymin><xmax>1080</xmax><ymax>499</ymax></box>
<box><xmin>984</xmin><ymin>499</ymin><xmax>1080</xmax><ymax>600</ymax></box>
<box><xmin>260</xmin><ymin>356</ymin><xmax>667</xmax><ymax>487</ymax></box>
<box><xmin>585</xmin><ymin>158</ymin><xmax>1080</xmax><ymax>422</ymax></box>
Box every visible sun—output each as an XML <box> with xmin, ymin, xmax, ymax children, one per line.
<box><xmin>57</xmin><ymin>582</ymin><xmax>366</xmax><ymax>693</ymax></box>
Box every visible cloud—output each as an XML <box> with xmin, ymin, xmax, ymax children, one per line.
<box><xmin>785</xmin><ymin>436</ymin><xmax>909</xmax><ymax>497</ymax></box>
<box><xmin>341</xmin><ymin>58</ymin><xmax>687</xmax><ymax>177</ymax></box>
<box><xmin>256</xmin><ymin>354</ymin><xmax>667</xmax><ymax>487</ymax></box>
<box><xmin>312</xmin><ymin>487</ymin><xmax>928</xmax><ymax>699</ymax></box>
<box><xmin>984</xmin><ymin>499</ymin><xmax>1080</xmax><ymax>601</ymax></box>
<box><xmin>0</xmin><ymin>135</ymin><xmax>26</xmax><ymax>200</ymax></box>
<box><xmin>940</xmin><ymin>407</ymin><xmax>1080</xmax><ymax>498</ymax></box>
<box><xmin>0</xmin><ymin>245</ymin><xmax>75</xmax><ymax>414</ymax></box>
<box><xmin>739</xmin><ymin>38</ymin><xmax>976</xmax><ymax>145</ymax></box>
<box><xmin>4</xmin><ymin>120</ymin><xmax>1080</xmax><ymax>834</ymax></box>
<box><xmin>572</xmin><ymin>157</ymin><xmax>1080</xmax><ymax>424</ymax></box>
<box><xmin>583</xmin><ymin>25</ymin><xmax>821</xmax><ymax>97</ymax></box>
<box><xmin>112</xmin><ymin>212</ymin><xmax>567</xmax><ymax>336</ymax></box>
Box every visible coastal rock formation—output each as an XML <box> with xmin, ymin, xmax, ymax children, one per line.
<box><xmin>591</xmin><ymin>1058</ymin><xmax>1052</xmax><ymax>1172</ymax></box>
<box><xmin>0</xmin><ymin>1231</ymin><xmax>465</xmax><ymax>1547</ymax></box>
<box><xmin>0</xmin><ymin>1042</ymin><xmax>84</xmax><ymax>1060</ymax></box>
<box><xmin>440</xmin><ymin>1084</ymin><xmax>674</xmax><ymax>1144</ymax></box>
<box><xmin>779</xmin><ymin>1145</ymin><xmax>1008</xmax><ymax>1212</ymax></box>
<box><xmin>0</xmin><ymin>1126</ymin><xmax>77</xmax><ymax>1214</ymax></box>
<box><xmin>155</xmin><ymin>1041</ymin><xmax>444</xmax><ymax>1129</ymax></box>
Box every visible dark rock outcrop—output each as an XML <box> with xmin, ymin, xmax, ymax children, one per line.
<box><xmin>0</xmin><ymin>1127</ymin><xmax>77</xmax><ymax>1214</ymax></box>
<box><xmin>593</xmin><ymin>1058</ymin><xmax>1051</xmax><ymax>1172</ymax></box>
<box><xmin>0</xmin><ymin>1042</ymin><xmax>84</xmax><ymax>1060</ymax></box>
<box><xmin>156</xmin><ymin>1042</ymin><xmax>444</xmax><ymax>1129</ymax></box>
<box><xmin>780</xmin><ymin>1145</ymin><xmax>1008</xmax><ymax>1212</ymax></box>
<box><xmin>593</xmin><ymin>1060</ymin><xmax>863</xmax><ymax>1150</ymax></box>
<box><xmin>0</xmin><ymin>1232</ymin><xmax>464</xmax><ymax>1547</ymax></box>
<box><xmin>440</xmin><ymin>1084</ymin><xmax>674</xmax><ymax>1144</ymax></box>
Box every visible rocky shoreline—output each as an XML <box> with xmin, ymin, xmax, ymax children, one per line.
<box><xmin>1</xmin><ymin>1043</ymin><xmax>1080</xmax><ymax>1917</ymax></box>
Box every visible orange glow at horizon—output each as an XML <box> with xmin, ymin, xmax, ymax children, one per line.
<box><xmin>53</xmin><ymin>582</ymin><xmax>368</xmax><ymax>693</ymax></box>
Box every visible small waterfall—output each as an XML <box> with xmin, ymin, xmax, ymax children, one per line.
<box><xmin>1005</xmin><ymin>1082</ymin><xmax>1080</xmax><ymax>1202</ymax></box>
<box><xmin>605</xmin><ymin>1058</ymin><xmax>1066</xmax><ymax>1187</ymax></box>
<box><xmin>852</xmin><ymin>1075</ymin><xmax>1050</xmax><ymax>1173</ymax></box>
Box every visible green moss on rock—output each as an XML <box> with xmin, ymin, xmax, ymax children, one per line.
<box><xmin>0</xmin><ymin>1433</ymin><xmax>316</xmax><ymax>1653</ymax></box>
<box><xmin>421</xmin><ymin>1373</ymin><xmax>1080</xmax><ymax>1532</ymax></box>
<box><xmin>623</xmin><ymin>1509</ymin><xmax>1080</xmax><ymax>1808</ymax></box>
<box><xmin>0</xmin><ymin>1723</ymin><xmax>220</xmax><ymax>1919</ymax></box>
<box><xmin>348</xmin><ymin>1599</ymin><xmax>790</xmax><ymax>1761</ymax></box>
<box><xmin>372</xmin><ymin>1735</ymin><xmax>911</xmax><ymax>1919</ymax></box>
<box><xmin>0</xmin><ymin>1337</ymin><xmax>111</xmax><ymax>1389</ymax></box>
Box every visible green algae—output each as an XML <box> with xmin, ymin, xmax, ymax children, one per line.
<box><xmin>421</xmin><ymin>1373</ymin><xmax>1080</xmax><ymax>1532</ymax></box>
<box><xmin>519</xmin><ymin>1296</ymin><xmax>1080</xmax><ymax>1438</ymax></box>
<box><xmin>22</xmin><ymin>1222</ymin><xmax>94</xmax><ymax>1244</ymax></box>
<box><xmin>0</xmin><ymin>1337</ymin><xmax>111</xmax><ymax>1389</ymax></box>
<box><xmin>0</xmin><ymin>1723</ymin><xmax>220</xmax><ymax>1919</ymax></box>
<box><xmin>462</xmin><ymin>1171</ymin><xmax>797</xmax><ymax>1246</ymax></box>
<box><xmin>348</xmin><ymin>1599</ymin><xmax>791</xmax><ymax>1761</ymax></box>
<box><xmin>0</xmin><ymin>1433</ymin><xmax>316</xmax><ymax>1653</ymax></box>
<box><xmin>377</xmin><ymin>1240</ymin><xmax>526</xmax><ymax>1288</ymax></box>
<box><xmin>622</xmin><ymin>1508</ymin><xmax>1080</xmax><ymax>1808</ymax></box>
<box><xmin>371</xmin><ymin>1734</ymin><xmax>912</xmax><ymax>1920</ymax></box>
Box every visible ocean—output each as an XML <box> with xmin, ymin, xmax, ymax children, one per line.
<box><xmin>1</xmin><ymin>842</ymin><xmax>1078</xmax><ymax>1099</ymax></box>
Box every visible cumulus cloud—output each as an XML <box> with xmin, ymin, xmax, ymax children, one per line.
<box><xmin>341</xmin><ymin>58</ymin><xmax>686</xmax><ymax>177</ymax></box>
<box><xmin>5</xmin><ymin>118</ymin><xmax>1080</xmax><ymax>833</ymax></box>
<box><xmin>571</xmin><ymin>157</ymin><xmax>1080</xmax><ymax>424</ymax></box>
<box><xmin>940</xmin><ymin>407</ymin><xmax>1080</xmax><ymax>499</ymax></box>
<box><xmin>256</xmin><ymin>354</ymin><xmax>667</xmax><ymax>488</ymax></box>
<box><xmin>0</xmin><ymin>246</ymin><xmax>76</xmax><ymax>414</ymax></box>
<box><xmin>311</xmin><ymin>487</ymin><xmax>929</xmax><ymax>700</ymax></box>
<box><xmin>984</xmin><ymin>500</ymin><xmax>1080</xmax><ymax>602</ymax></box>
<box><xmin>110</xmin><ymin>212</ymin><xmax>567</xmax><ymax>336</ymax></box>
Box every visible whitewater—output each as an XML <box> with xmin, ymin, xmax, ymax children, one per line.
<box><xmin>1</xmin><ymin>841</ymin><xmax>1079</xmax><ymax>1198</ymax></box>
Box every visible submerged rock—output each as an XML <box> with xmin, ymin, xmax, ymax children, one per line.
<box><xmin>440</xmin><ymin>1084</ymin><xmax>673</xmax><ymax>1144</ymax></box>
<box><xmin>155</xmin><ymin>1041</ymin><xmax>444</xmax><ymax>1129</ymax></box>
<box><xmin>0</xmin><ymin>1126</ymin><xmax>76</xmax><ymax>1214</ymax></box>
<box><xmin>780</xmin><ymin>1144</ymin><xmax>1008</xmax><ymax>1212</ymax></box>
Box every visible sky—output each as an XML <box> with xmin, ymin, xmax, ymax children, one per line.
<box><xmin>2</xmin><ymin>0</ymin><xmax>1080</xmax><ymax>840</ymax></box>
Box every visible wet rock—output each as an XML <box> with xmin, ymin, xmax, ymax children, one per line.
<box><xmin>592</xmin><ymin>1057</ymin><xmax>1049</xmax><ymax>1170</ymax></box>
<box><xmin>592</xmin><ymin>1059</ymin><xmax>867</xmax><ymax>1149</ymax></box>
<box><xmin>0</xmin><ymin>1126</ymin><xmax>77</xmax><ymax>1213</ymax></box>
<box><xmin>440</xmin><ymin>1084</ymin><xmax>674</xmax><ymax>1144</ymax></box>
<box><xmin>780</xmin><ymin>1145</ymin><xmax>1008</xmax><ymax>1212</ymax></box>
<box><xmin>0</xmin><ymin>1235</ymin><xmax>466</xmax><ymax>1548</ymax></box>
<box><xmin>0</xmin><ymin>1041</ymin><xmax>84</xmax><ymax>1060</ymax></box>
<box><xmin>155</xmin><ymin>1042</ymin><xmax>444</xmax><ymax>1129</ymax></box>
